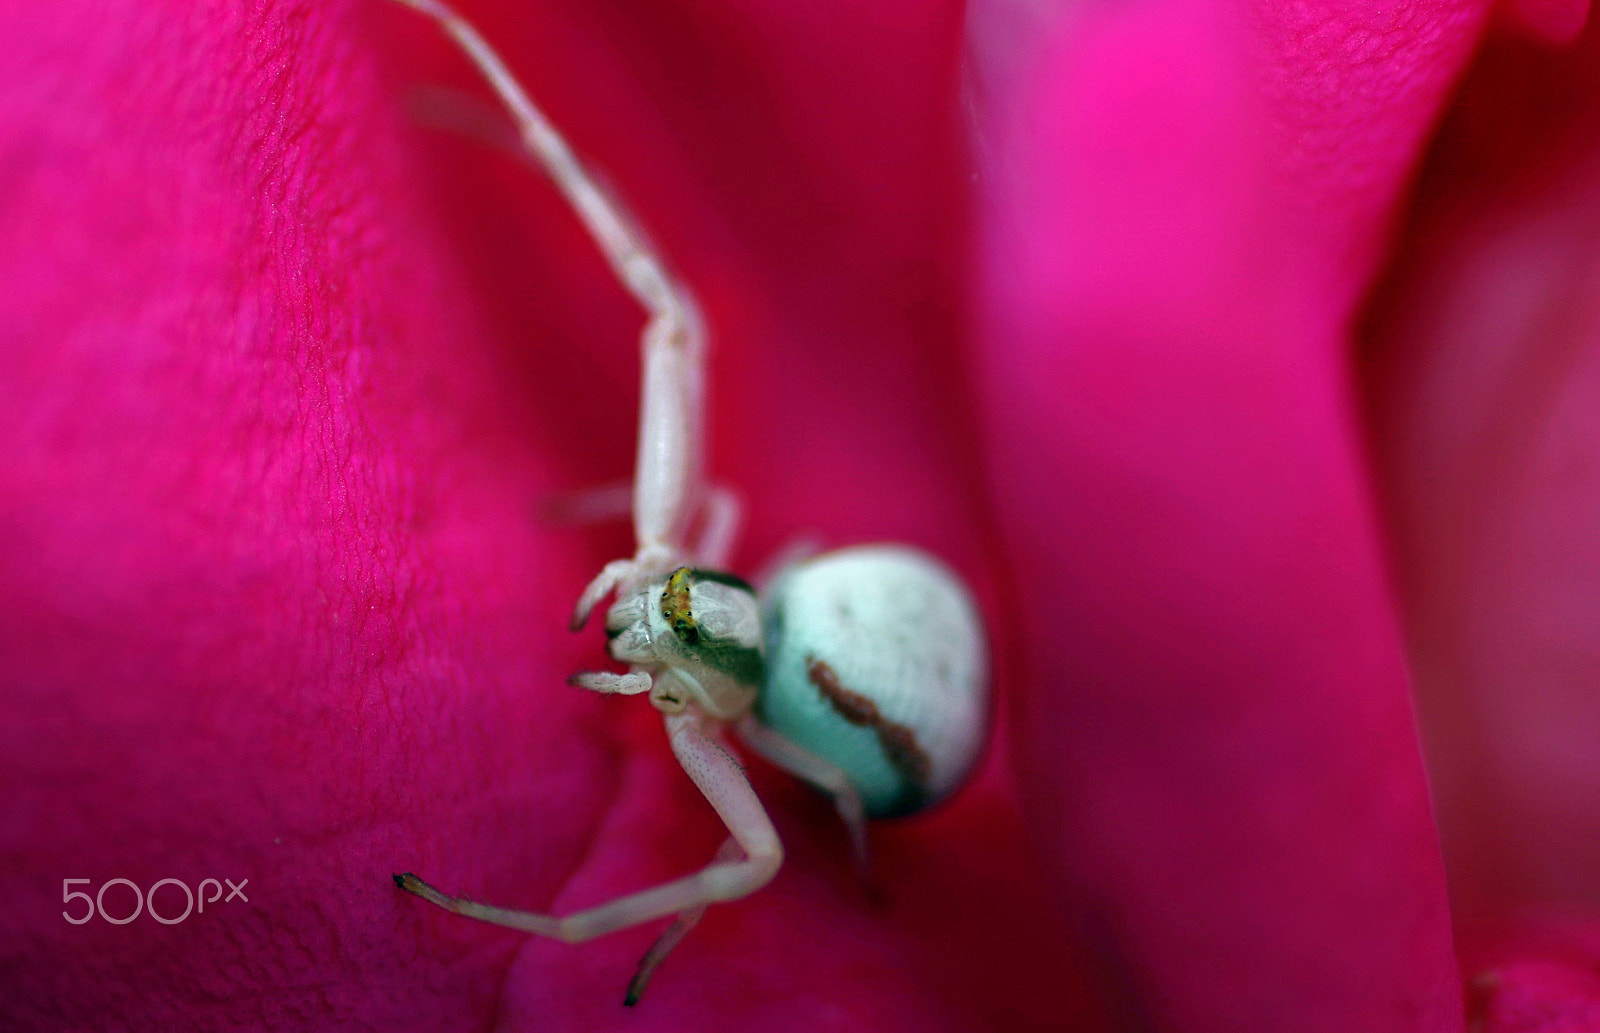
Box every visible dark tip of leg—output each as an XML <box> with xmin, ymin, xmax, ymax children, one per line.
<box><xmin>623</xmin><ymin>986</ymin><xmax>641</xmax><ymax>1008</ymax></box>
<box><xmin>393</xmin><ymin>873</ymin><xmax>406</xmax><ymax>889</ymax></box>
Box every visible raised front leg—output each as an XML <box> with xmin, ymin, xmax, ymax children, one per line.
<box><xmin>631</xmin><ymin>304</ymin><xmax>705</xmax><ymax>555</ymax></box>
<box><xmin>568</xmin><ymin>297</ymin><xmax>705</xmax><ymax>629</ymax></box>
<box><xmin>387</xmin><ymin>0</ymin><xmax>709</xmax><ymax>626</ymax></box>
<box><xmin>394</xmin><ymin>710</ymin><xmax>782</xmax><ymax>993</ymax></box>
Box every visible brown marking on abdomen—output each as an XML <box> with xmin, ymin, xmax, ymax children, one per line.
<box><xmin>807</xmin><ymin>658</ymin><xmax>932</xmax><ymax>795</ymax></box>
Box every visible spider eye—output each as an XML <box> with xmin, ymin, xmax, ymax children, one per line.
<box><xmin>660</xmin><ymin>567</ymin><xmax>700</xmax><ymax>644</ymax></box>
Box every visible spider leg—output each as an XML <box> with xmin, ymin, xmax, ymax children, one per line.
<box><xmin>630</xmin><ymin>301</ymin><xmax>705</xmax><ymax>560</ymax></box>
<box><xmin>624</xmin><ymin>836</ymin><xmax>742</xmax><ymax>1006</ymax></box>
<box><xmin>389</xmin><ymin>0</ymin><xmax>707</xmax><ymax>615</ymax></box>
<box><xmin>736</xmin><ymin>715</ymin><xmax>869</xmax><ymax>875</ymax></box>
<box><xmin>394</xmin><ymin>709</ymin><xmax>781</xmax><ymax>946</ymax></box>
<box><xmin>402</xmin><ymin>84</ymin><xmax>528</xmax><ymax>163</ymax></box>
<box><xmin>569</xmin><ymin>557</ymin><xmax>645</xmax><ymax>632</ymax></box>
<box><xmin>387</xmin><ymin>0</ymin><xmax>682</xmax><ymax>318</ymax></box>
<box><xmin>540</xmin><ymin>480</ymin><xmax>634</xmax><ymax>527</ymax></box>
<box><xmin>752</xmin><ymin>537</ymin><xmax>823</xmax><ymax>591</ymax></box>
<box><xmin>566</xmin><ymin>669</ymin><xmax>652</xmax><ymax>695</ymax></box>
<box><xmin>691</xmin><ymin>486</ymin><xmax>742</xmax><ymax>570</ymax></box>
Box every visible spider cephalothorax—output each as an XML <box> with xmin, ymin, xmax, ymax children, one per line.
<box><xmin>604</xmin><ymin>567</ymin><xmax>764</xmax><ymax>717</ymax></box>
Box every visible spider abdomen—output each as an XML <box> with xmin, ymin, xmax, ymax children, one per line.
<box><xmin>757</xmin><ymin>545</ymin><xmax>988</xmax><ymax>818</ymax></box>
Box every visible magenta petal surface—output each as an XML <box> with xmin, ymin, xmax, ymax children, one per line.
<box><xmin>1366</xmin><ymin>20</ymin><xmax>1600</xmax><ymax>919</ymax></box>
<box><xmin>0</xmin><ymin>0</ymin><xmax>1079</xmax><ymax>1029</ymax></box>
<box><xmin>974</xmin><ymin>0</ymin><xmax>1486</xmax><ymax>1027</ymax></box>
<box><xmin>1459</xmin><ymin>918</ymin><xmax>1600</xmax><ymax>1032</ymax></box>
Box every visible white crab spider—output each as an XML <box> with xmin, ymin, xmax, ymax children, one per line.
<box><xmin>387</xmin><ymin>0</ymin><xmax>988</xmax><ymax>1005</ymax></box>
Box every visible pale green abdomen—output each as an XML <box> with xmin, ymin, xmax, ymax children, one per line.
<box><xmin>757</xmin><ymin>545</ymin><xmax>988</xmax><ymax>818</ymax></box>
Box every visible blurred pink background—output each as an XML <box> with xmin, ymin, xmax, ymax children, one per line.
<box><xmin>1</xmin><ymin>0</ymin><xmax>1597</xmax><ymax>1029</ymax></box>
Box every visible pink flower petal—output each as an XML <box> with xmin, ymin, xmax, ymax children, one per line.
<box><xmin>0</xmin><ymin>0</ymin><xmax>1078</xmax><ymax>1028</ymax></box>
<box><xmin>1499</xmin><ymin>0</ymin><xmax>1590</xmax><ymax>44</ymax></box>
<box><xmin>974</xmin><ymin>0</ymin><xmax>1494</xmax><ymax>1026</ymax></box>
<box><xmin>1459</xmin><ymin>917</ymin><xmax>1600</xmax><ymax>1032</ymax></box>
<box><xmin>1365</xmin><ymin>20</ymin><xmax>1600</xmax><ymax>920</ymax></box>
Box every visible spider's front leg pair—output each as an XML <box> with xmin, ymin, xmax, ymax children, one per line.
<box><xmin>391</xmin><ymin>0</ymin><xmax>994</xmax><ymax>996</ymax></box>
<box><xmin>388</xmin><ymin>0</ymin><xmax>830</xmax><ymax>1004</ymax></box>
<box><xmin>385</xmin><ymin>0</ymin><xmax>710</xmax><ymax>619</ymax></box>
<box><xmin>394</xmin><ymin>708</ymin><xmax>783</xmax><ymax>944</ymax></box>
